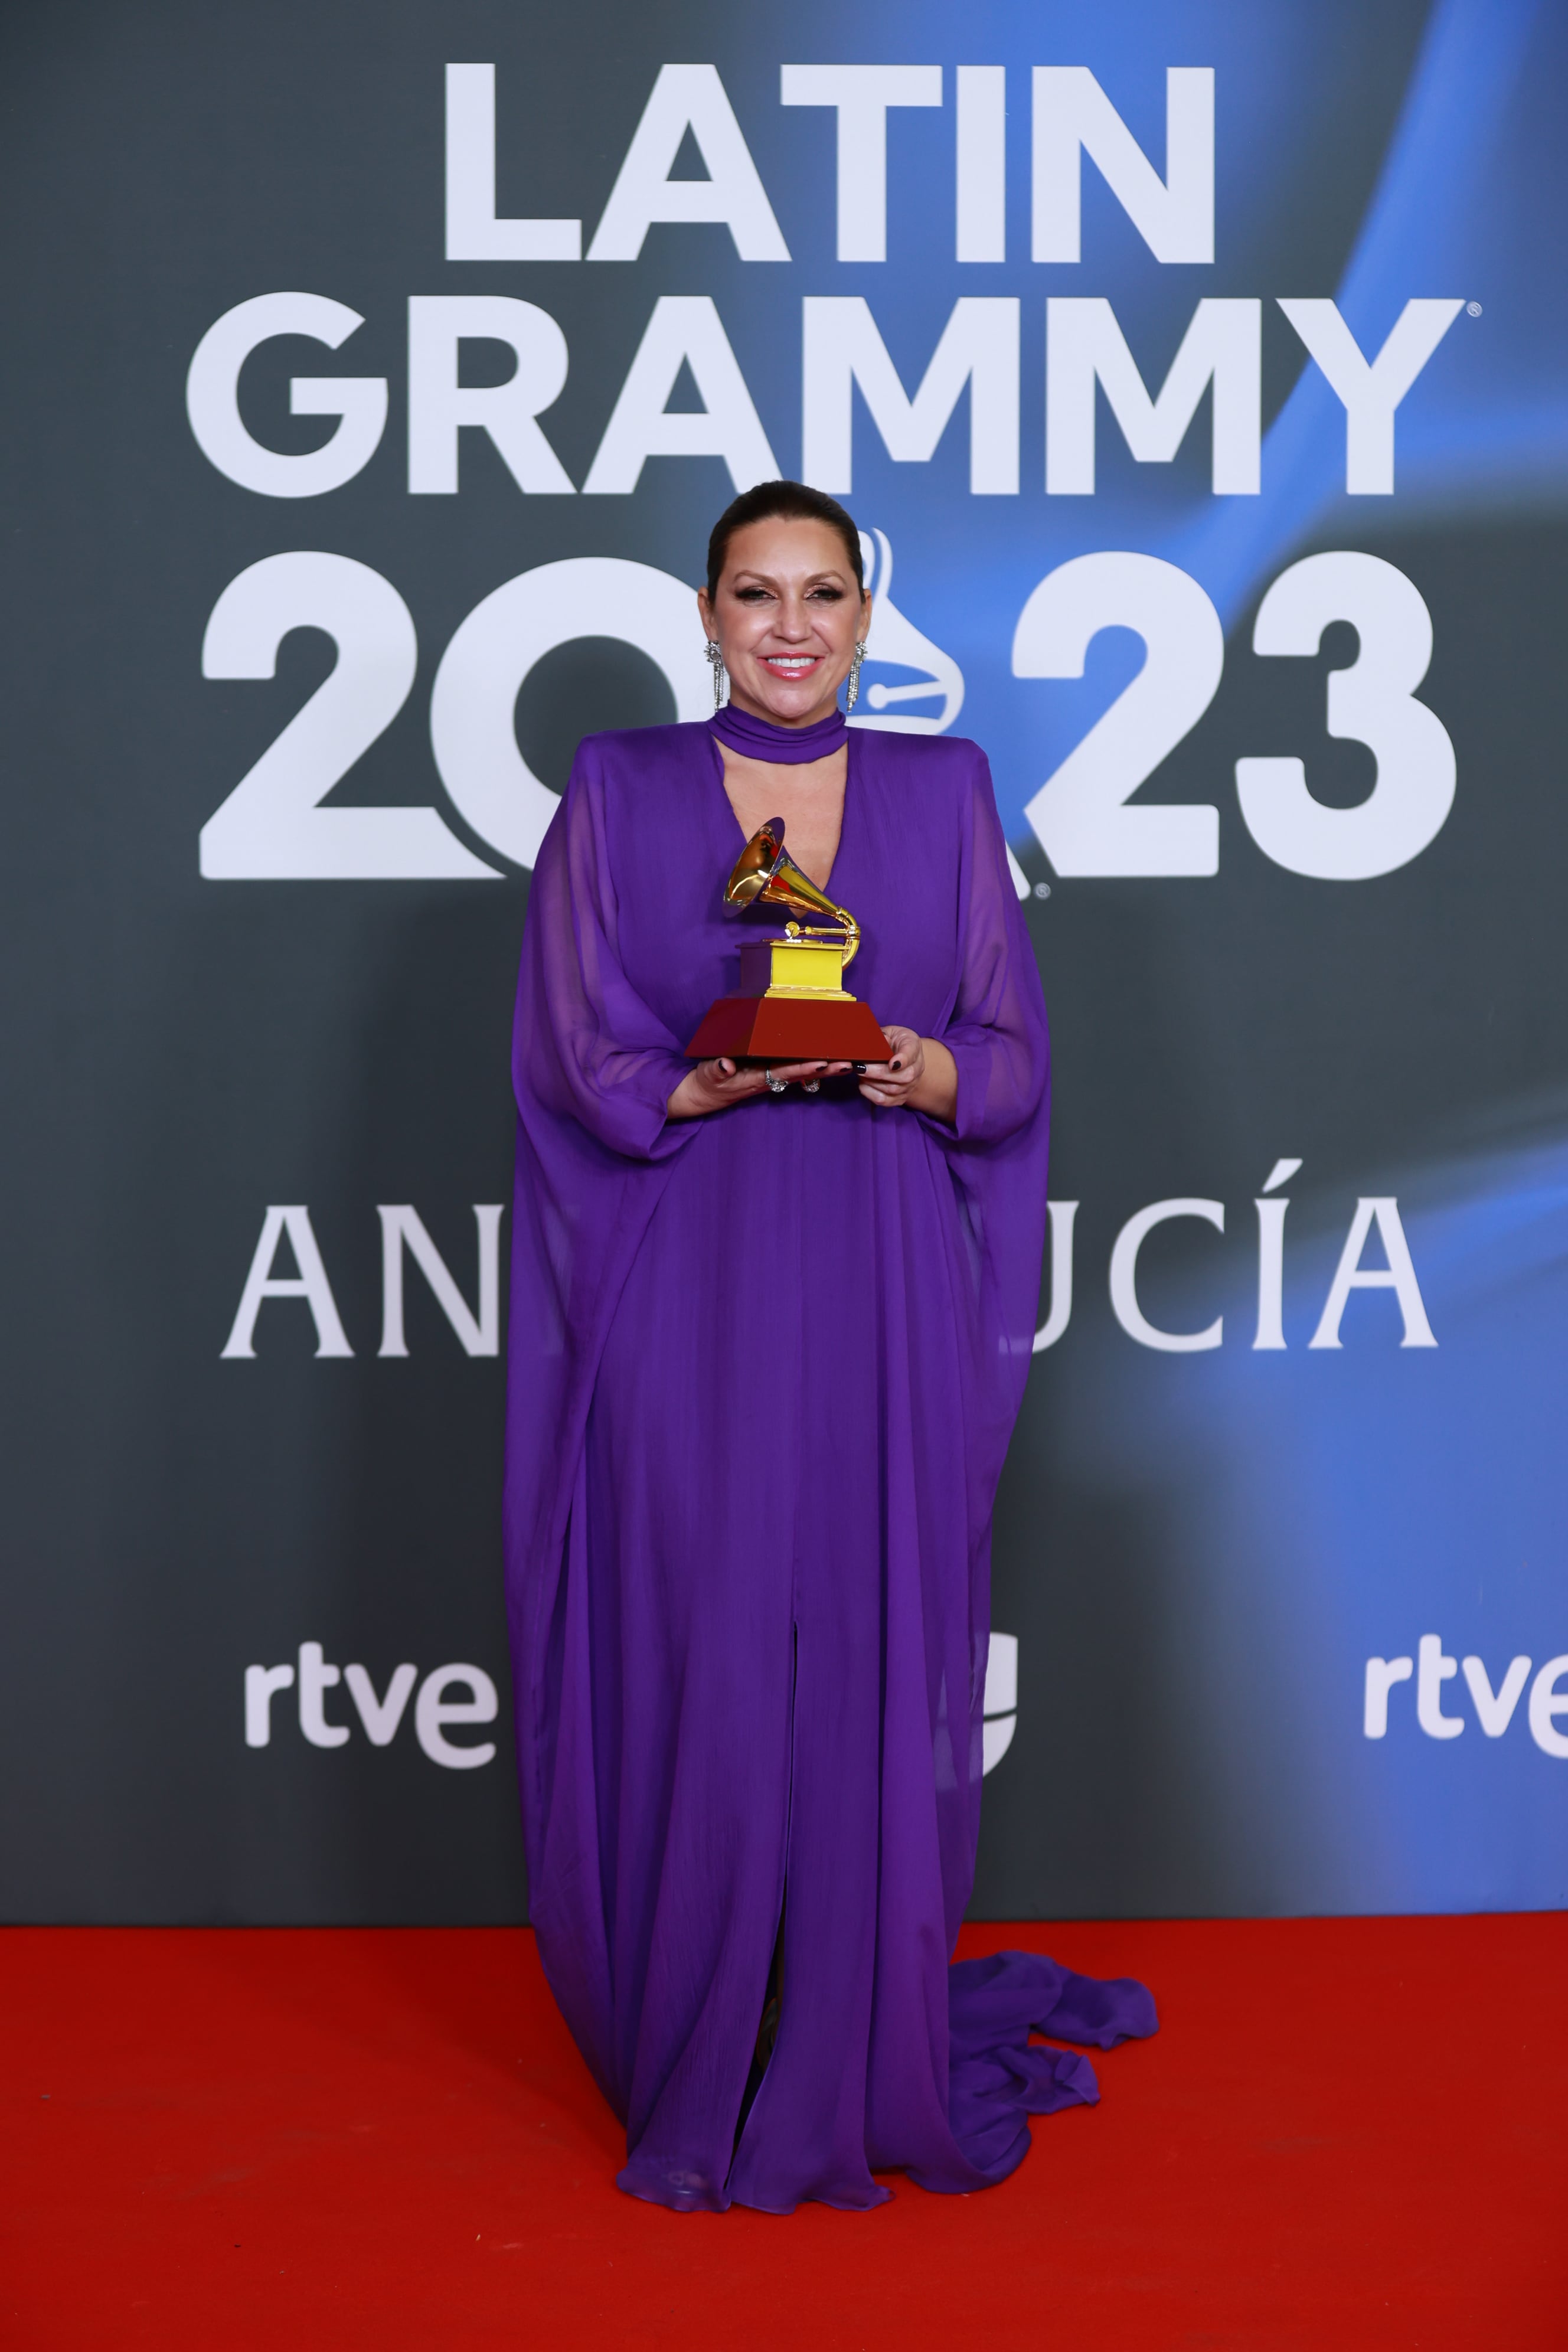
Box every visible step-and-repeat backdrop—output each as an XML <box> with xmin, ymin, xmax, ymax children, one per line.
<box><xmin>4</xmin><ymin>0</ymin><xmax>1564</xmax><ymax>1922</ymax></box>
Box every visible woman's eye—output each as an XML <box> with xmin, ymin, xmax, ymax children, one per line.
<box><xmin>808</xmin><ymin>587</ymin><xmax>845</xmax><ymax>602</ymax></box>
<box><xmin>734</xmin><ymin>587</ymin><xmax>771</xmax><ymax>603</ymax></box>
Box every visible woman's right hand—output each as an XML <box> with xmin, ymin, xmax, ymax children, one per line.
<box><xmin>666</xmin><ymin>1056</ymin><xmax>848</xmax><ymax>1118</ymax></box>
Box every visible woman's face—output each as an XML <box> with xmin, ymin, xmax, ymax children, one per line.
<box><xmin>698</xmin><ymin>517</ymin><xmax>871</xmax><ymax>729</ymax></box>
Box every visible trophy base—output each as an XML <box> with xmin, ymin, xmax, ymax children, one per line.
<box><xmin>686</xmin><ymin>994</ymin><xmax>893</xmax><ymax>1063</ymax></box>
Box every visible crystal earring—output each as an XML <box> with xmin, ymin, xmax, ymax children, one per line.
<box><xmin>705</xmin><ymin>638</ymin><xmax>727</xmax><ymax>710</ymax></box>
<box><xmin>845</xmin><ymin>637</ymin><xmax>868</xmax><ymax>712</ymax></box>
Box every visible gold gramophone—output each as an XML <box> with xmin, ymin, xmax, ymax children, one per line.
<box><xmin>685</xmin><ymin>818</ymin><xmax>893</xmax><ymax>1064</ymax></box>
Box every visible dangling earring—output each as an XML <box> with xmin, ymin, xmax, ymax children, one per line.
<box><xmin>845</xmin><ymin>637</ymin><xmax>867</xmax><ymax>712</ymax></box>
<box><xmin>705</xmin><ymin>638</ymin><xmax>727</xmax><ymax>710</ymax></box>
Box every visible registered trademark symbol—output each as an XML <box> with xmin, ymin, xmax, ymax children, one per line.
<box><xmin>1466</xmin><ymin>301</ymin><xmax>1482</xmax><ymax>315</ymax></box>
<box><xmin>1033</xmin><ymin>880</ymin><xmax>1053</xmax><ymax>899</ymax></box>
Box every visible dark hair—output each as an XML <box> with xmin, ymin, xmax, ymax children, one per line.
<box><xmin>705</xmin><ymin>480</ymin><xmax>864</xmax><ymax>601</ymax></box>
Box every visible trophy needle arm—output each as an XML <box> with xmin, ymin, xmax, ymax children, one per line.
<box><xmin>812</xmin><ymin>910</ymin><xmax>859</xmax><ymax>971</ymax></box>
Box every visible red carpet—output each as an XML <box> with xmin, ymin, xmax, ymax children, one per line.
<box><xmin>4</xmin><ymin>1916</ymin><xmax>1562</xmax><ymax>2349</ymax></box>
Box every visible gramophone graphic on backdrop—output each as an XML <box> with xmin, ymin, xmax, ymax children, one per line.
<box><xmin>685</xmin><ymin>532</ymin><xmax>963</xmax><ymax>1064</ymax></box>
<box><xmin>847</xmin><ymin>528</ymin><xmax>964</xmax><ymax>736</ymax></box>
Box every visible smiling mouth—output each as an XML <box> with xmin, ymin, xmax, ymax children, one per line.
<box><xmin>759</xmin><ymin>654</ymin><xmax>824</xmax><ymax>676</ymax></box>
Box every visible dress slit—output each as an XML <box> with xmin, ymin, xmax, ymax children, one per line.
<box><xmin>729</xmin><ymin>1621</ymin><xmax>797</xmax><ymax>2167</ymax></box>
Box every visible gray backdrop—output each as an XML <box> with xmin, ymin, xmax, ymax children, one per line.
<box><xmin>4</xmin><ymin>0</ymin><xmax>1564</xmax><ymax>1922</ymax></box>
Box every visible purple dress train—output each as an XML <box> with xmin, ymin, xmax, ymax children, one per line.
<box><xmin>504</xmin><ymin>720</ymin><xmax>1156</xmax><ymax>2213</ymax></box>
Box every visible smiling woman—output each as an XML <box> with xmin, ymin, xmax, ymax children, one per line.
<box><xmin>503</xmin><ymin>480</ymin><xmax>1156</xmax><ymax>2216</ymax></box>
<box><xmin>704</xmin><ymin>484</ymin><xmax>865</xmax><ymax>711</ymax></box>
<box><xmin>674</xmin><ymin>485</ymin><xmax>957</xmax><ymax>1119</ymax></box>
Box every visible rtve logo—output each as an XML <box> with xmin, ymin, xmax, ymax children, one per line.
<box><xmin>246</xmin><ymin>1644</ymin><xmax>499</xmax><ymax>1767</ymax></box>
<box><xmin>1364</xmin><ymin>1642</ymin><xmax>1568</xmax><ymax>1756</ymax></box>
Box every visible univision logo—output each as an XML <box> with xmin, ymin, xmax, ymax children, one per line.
<box><xmin>984</xmin><ymin>1632</ymin><xmax>1018</xmax><ymax>1773</ymax></box>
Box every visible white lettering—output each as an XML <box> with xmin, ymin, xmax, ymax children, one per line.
<box><xmin>187</xmin><ymin>292</ymin><xmax>387</xmax><ymax>498</ymax></box>
<box><xmin>444</xmin><ymin>64</ymin><xmax>580</xmax><ymax>262</ymax></box>
<box><xmin>589</xmin><ymin>64</ymin><xmax>788</xmax><ymax>262</ymax></box>
<box><xmin>1253</xmin><ymin>1189</ymin><xmax>1289</xmax><ymax>1350</ymax></box>
<box><xmin>1108</xmin><ymin>1198</ymin><xmax>1224</xmax><ymax>1351</ymax></box>
<box><xmin>407</xmin><ymin>296</ymin><xmax>573</xmax><ymax>495</ymax></box>
<box><xmin>1237</xmin><ymin>553</ymin><xmax>1456</xmax><ymax>882</ymax></box>
<box><xmin>802</xmin><ymin>296</ymin><xmax>1019</xmax><ymax>495</ymax></box>
<box><xmin>1278</xmin><ymin>299</ymin><xmax>1464</xmax><ymax>494</ymax></box>
<box><xmin>1033</xmin><ymin>1200</ymin><xmax>1078</xmax><ymax>1351</ymax></box>
<box><xmin>246</xmin><ymin>1648</ymin><xmax>499</xmax><ymax>1761</ymax></box>
<box><xmin>416</xmin><ymin>1665</ymin><xmax>499</xmax><ymax>1769</ymax></box>
<box><xmin>298</xmin><ymin>1640</ymin><xmax>349</xmax><ymax>1749</ymax></box>
<box><xmin>1309</xmin><ymin>1198</ymin><xmax>1436</xmax><ymax>1350</ymax></box>
<box><xmin>956</xmin><ymin>66</ymin><xmax>1006</xmax><ymax>263</ymax></box>
<box><xmin>1252</xmin><ymin>1166</ymin><xmax>1301</xmax><ymax>1348</ymax></box>
<box><xmin>1015</xmin><ymin>551</ymin><xmax>1222</xmax><ymax>877</ymax></box>
<box><xmin>1363</xmin><ymin>1655</ymin><xmax>1413</xmax><ymax>1739</ymax></box>
<box><xmin>780</xmin><ymin>64</ymin><xmax>942</xmax><ymax>262</ymax></box>
<box><xmin>221</xmin><ymin>1206</ymin><xmax>353</xmax><ymax>1360</ymax></box>
<box><xmin>583</xmin><ymin>296</ymin><xmax>777</xmax><ymax>495</ymax></box>
<box><xmin>1462</xmin><ymin>1654</ymin><xmax>1531</xmax><ymax>1738</ymax></box>
<box><xmin>1046</xmin><ymin>297</ymin><xmax>1260</xmax><ymax>495</ymax></box>
<box><xmin>244</xmin><ymin>1662</ymin><xmax>295</xmax><ymax>1747</ymax></box>
<box><xmin>430</xmin><ymin>556</ymin><xmax>710</xmax><ymax>870</ymax></box>
<box><xmin>378</xmin><ymin>1204</ymin><xmax>504</xmax><ymax>1357</ymax></box>
<box><xmin>200</xmin><ymin>554</ymin><xmax>497</xmax><ymax>881</ymax></box>
<box><xmin>1416</xmin><ymin>1632</ymin><xmax>1464</xmax><ymax>1739</ymax></box>
<box><xmin>344</xmin><ymin>1662</ymin><xmax>419</xmax><ymax>1746</ymax></box>
<box><xmin>1528</xmin><ymin>1657</ymin><xmax>1568</xmax><ymax>1759</ymax></box>
<box><xmin>1032</xmin><ymin>67</ymin><xmax>1213</xmax><ymax>264</ymax></box>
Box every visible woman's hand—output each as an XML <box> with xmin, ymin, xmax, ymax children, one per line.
<box><xmin>666</xmin><ymin>1056</ymin><xmax>850</xmax><ymax>1118</ymax></box>
<box><xmin>857</xmin><ymin>1028</ymin><xmax>958</xmax><ymax>1123</ymax></box>
<box><xmin>667</xmin><ymin>1035</ymin><xmax>955</xmax><ymax>1121</ymax></box>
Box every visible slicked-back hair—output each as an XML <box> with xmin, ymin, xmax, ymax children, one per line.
<box><xmin>705</xmin><ymin>480</ymin><xmax>864</xmax><ymax>602</ymax></box>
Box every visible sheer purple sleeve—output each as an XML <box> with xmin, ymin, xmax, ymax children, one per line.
<box><xmin>923</xmin><ymin>750</ymin><xmax>1051</xmax><ymax>1439</ymax></box>
<box><xmin>515</xmin><ymin>747</ymin><xmax>692</xmax><ymax>1160</ymax></box>
<box><xmin>935</xmin><ymin>754</ymin><xmax>1050</xmax><ymax>1153</ymax></box>
<box><xmin>505</xmin><ymin>749</ymin><xmax>697</xmax><ymax>1622</ymax></box>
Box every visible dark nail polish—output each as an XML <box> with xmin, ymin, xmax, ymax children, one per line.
<box><xmin>853</xmin><ymin>1062</ymin><xmax>867</xmax><ymax>1074</ymax></box>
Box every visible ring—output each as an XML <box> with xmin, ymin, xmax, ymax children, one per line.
<box><xmin>803</xmin><ymin>1079</ymin><xmax>821</xmax><ymax>1094</ymax></box>
<box><xmin>765</xmin><ymin>1069</ymin><xmax>786</xmax><ymax>1095</ymax></box>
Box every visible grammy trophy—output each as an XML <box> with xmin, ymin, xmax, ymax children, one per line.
<box><xmin>685</xmin><ymin>818</ymin><xmax>893</xmax><ymax>1064</ymax></box>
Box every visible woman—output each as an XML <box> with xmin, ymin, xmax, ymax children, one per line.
<box><xmin>505</xmin><ymin>481</ymin><xmax>1155</xmax><ymax>2214</ymax></box>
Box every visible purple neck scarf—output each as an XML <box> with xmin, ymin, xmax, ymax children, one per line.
<box><xmin>708</xmin><ymin>703</ymin><xmax>847</xmax><ymax>765</ymax></box>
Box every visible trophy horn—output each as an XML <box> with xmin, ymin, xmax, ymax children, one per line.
<box><xmin>723</xmin><ymin>819</ymin><xmax>860</xmax><ymax>970</ymax></box>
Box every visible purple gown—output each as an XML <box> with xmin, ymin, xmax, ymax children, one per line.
<box><xmin>504</xmin><ymin>720</ymin><xmax>1156</xmax><ymax>2213</ymax></box>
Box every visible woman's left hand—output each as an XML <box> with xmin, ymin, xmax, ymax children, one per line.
<box><xmin>858</xmin><ymin>1028</ymin><xmax>958</xmax><ymax>1122</ymax></box>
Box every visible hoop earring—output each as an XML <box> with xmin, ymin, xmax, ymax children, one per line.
<box><xmin>705</xmin><ymin>638</ymin><xmax>727</xmax><ymax>710</ymax></box>
<box><xmin>845</xmin><ymin>636</ymin><xmax>868</xmax><ymax>712</ymax></box>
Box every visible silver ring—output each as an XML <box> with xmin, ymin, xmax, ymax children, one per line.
<box><xmin>765</xmin><ymin>1068</ymin><xmax>786</xmax><ymax>1095</ymax></box>
<box><xmin>803</xmin><ymin>1079</ymin><xmax>821</xmax><ymax>1093</ymax></box>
